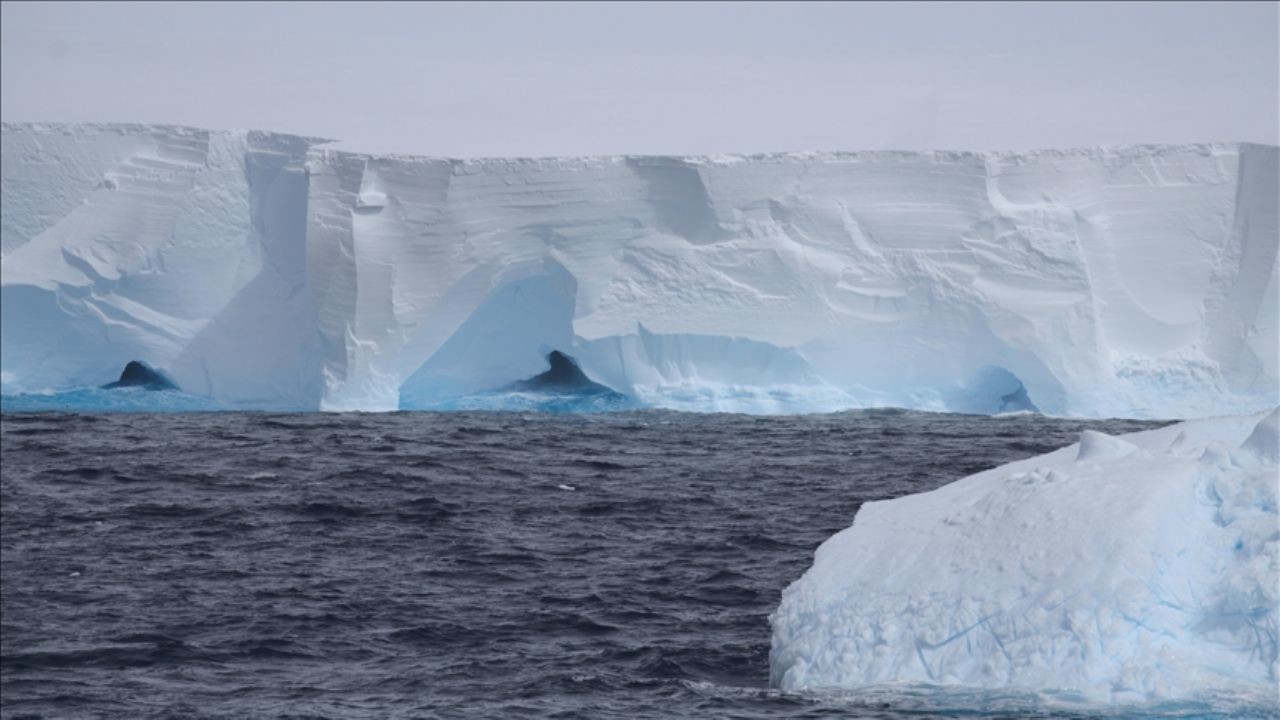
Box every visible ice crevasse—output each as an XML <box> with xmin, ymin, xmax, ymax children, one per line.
<box><xmin>770</xmin><ymin>409</ymin><xmax>1280</xmax><ymax>704</ymax></box>
<box><xmin>1</xmin><ymin>123</ymin><xmax>1277</xmax><ymax>416</ymax></box>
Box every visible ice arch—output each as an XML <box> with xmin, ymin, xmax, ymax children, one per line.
<box><xmin>398</xmin><ymin>259</ymin><xmax>580</xmax><ymax>407</ymax></box>
<box><xmin>949</xmin><ymin>366</ymin><xmax>1041</xmax><ymax>415</ymax></box>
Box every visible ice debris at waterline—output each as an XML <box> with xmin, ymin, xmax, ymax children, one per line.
<box><xmin>402</xmin><ymin>389</ymin><xmax>634</xmax><ymax>413</ymax></box>
<box><xmin>1</xmin><ymin>359</ymin><xmax>215</xmax><ymax>411</ymax></box>
<box><xmin>769</xmin><ymin>409</ymin><xmax>1280</xmax><ymax>706</ymax></box>
<box><xmin>2</xmin><ymin>123</ymin><xmax>1277</xmax><ymax>416</ymax></box>
<box><xmin>0</xmin><ymin>387</ymin><xmax>220</xmax><ymax>413</ymax></box>
<box><xmin>101</xmin><ymin>360</ymin><xmax>178</xmax><ymax>391</ymax></box>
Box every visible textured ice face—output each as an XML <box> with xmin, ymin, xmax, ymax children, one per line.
<box><xmin>1</xmin><ymin>124</ymin><xmax>325</xmax><ymax>410</ymax></box>
<box><xmin>2</xmin><ymin>123</ymin><xmax>1277</xmax><ymax>415</ymax></box>
<box><xmin>769</xmin><ymin>409</ymin><xmax>1280</xmax><ymax>704</ymax></box>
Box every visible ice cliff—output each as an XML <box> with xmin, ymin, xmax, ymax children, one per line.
<box><xmin>2</xmin><ymin>123</ymin><xmax>1276</xmax><ymax>415</ymax></box>
<box><xmin>770</xmin><ymin>409</ymin><xmax>1280</xmax><ymax>704</ymax></box>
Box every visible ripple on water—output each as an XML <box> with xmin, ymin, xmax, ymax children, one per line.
<box><xmin>6</xmin><ymin>410</ymin><xmax>1262</xmax><ymax>719</ymax></box>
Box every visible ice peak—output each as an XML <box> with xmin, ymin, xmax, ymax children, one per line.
<box><xmin>1242</xmin><ymin>408</ymin><xmax>1280</xmax><ymax>462</ymax></box>
<box><xmin>1077</xmin><ymin>429</ymin><xmax>1140</xmax><ymax>461</ymax></box>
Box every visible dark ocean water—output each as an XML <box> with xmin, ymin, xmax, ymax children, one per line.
<box><xmin>3</xmin><ymin>409</ymin><xmax>1232</xmax><ymax>720</ymax></box>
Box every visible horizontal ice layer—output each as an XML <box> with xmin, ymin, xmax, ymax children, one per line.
<box><xmin>2</xmin><ymin>122</ymin><xmax>1277</xmax><ymax>415</ymax></box>
<box><xmin>770</xmin><ymin>409</ymin><xmax>1280</xmax><ymax>704</ymax></box>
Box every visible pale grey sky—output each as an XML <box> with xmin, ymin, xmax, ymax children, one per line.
<box><xmin>2</xmin><ymin>1</ymin><xmax>1276</xmax><ymax>157</ymax></box>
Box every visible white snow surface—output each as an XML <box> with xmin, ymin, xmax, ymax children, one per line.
<box><xmin>2</xmin><ymin>123</ymin><xmax>1277</xmax><ymax>415</ymax></box>
<box><xmin>770</xmin><ymin>409</ymin><xmax>1280</xmax><ymax>705</ymax></box>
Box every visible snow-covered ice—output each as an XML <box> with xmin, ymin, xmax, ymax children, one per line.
<box><xmin>2</xmin><ymin>123</ymin><xmax>1277</xmax><ymax>416</ymax></box>
<box><xmin>770</xmin><ymin>409</ymin><xmax>1280</xmax><ymax>705</ymax></box>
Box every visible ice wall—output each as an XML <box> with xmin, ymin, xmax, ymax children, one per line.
<box><xmin>1</xmin><ymin>124</ymin><xmax>325</xmax><ymax>408</ymax></box>
<box><xmin>770</xmin><ymin>409</ymin><xmax>1280</xmax><ymax>705</ymax></box>
<box><xmin>3</xmin><ymin>123</ymin><xmax>1276</xmax><ymax>415</ymax></box>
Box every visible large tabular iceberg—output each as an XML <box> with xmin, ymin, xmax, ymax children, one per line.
<box><xmin>770</xmin><ymin>409</ymin><xmax>1279</xmax><ymax>705</ymax></box>
<box><xmin>2</xmin><ymin>123</ymin><xmax>1276</xmax><ymax>415</ymax></box>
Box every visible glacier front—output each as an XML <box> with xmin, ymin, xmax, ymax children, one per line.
<box><xmin>769</xmin><ymin>409</ymin><xmax>1279</xmax><ymax>706</ymax></box>
<box><xmin>2</xmin><ymin>123</ymin><xmax>1276</xmax><ymax>415</ymax></box>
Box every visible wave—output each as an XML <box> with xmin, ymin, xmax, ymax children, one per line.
<box><xmin>1</xmin><ymin>383</ymin><xmax>1061</xmax><ymax>418</ymax></box>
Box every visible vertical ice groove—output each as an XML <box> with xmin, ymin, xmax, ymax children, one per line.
<box><xmin>1204</xmin><ymin>144</ymin><xmax>1280</xmax><ymax>390</ymax></box>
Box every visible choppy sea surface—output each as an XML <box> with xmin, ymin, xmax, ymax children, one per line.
<box><xmin>3</xmin><ymin>409</ymin><xmax>1266</xmax><ymax>719</ymax></box>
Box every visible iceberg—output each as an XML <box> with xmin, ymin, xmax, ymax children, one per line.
<box><xmin>2</xmin><ymin>123</ymin><xmax>1276</xmax><ymax>416</ymax></box>
<box><xmin>770</xmin><ymin>409</ymin><xmax>1280</xmax><ymax>706</ymax></box>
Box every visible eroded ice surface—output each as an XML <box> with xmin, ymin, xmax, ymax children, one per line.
<box><xmin>770</xmin><ymin>409</ymin><xmax>1280</xmax><ymax>706</ymax></box>
<box><xmin>2</xmin><ymin>123</ymin><xmax>1277</xmax><ymax>416</ymax></box>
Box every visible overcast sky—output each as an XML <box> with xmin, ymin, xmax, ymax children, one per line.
<box><xmin>2</xmin><ymin>1</ymin><xmax>1276</xmax><ymax>157</ymax></box>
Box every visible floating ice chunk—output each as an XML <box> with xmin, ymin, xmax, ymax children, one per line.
<box><xmin>770</xmin><ymin>410</ymin><xmax>1280</xmax><ymax>706</ymax></box>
